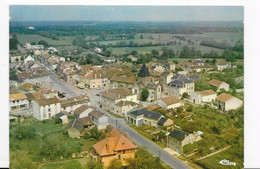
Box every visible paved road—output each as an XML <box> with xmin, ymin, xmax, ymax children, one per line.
<box><xmin>87</xmin><ymin>90</ymin><xmax>191</xmax><ymax>169</ymax></box>
<box><xmin>44</xmin><ymin>74</ymin><xmax>78</xmax><ymax>98</ymax></box>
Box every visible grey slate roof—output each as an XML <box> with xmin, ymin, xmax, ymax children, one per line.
<box><xmin>66</xmin><ymin>118</ymin><xmax>83</xmax><ymax>131</ymax></box>
<box><xmin>138</xmin><ymin>64</ymin><xmax>151</xmax><ymax>77</ymax></box>
<box><xmin>189</xmin><ymin>74</ymin><xmax>199</xmax><ymax>81</ymax></box>
<box><xmin>146</xmin><ymin>83</ymin><xmax>159</xmax><ymax>90</ymax></box>
<box><xmin>169</xmin><ymin>129</ymin><xmax>190</xmax><ymax>141</ymax></box>
<box><xmin>129</xmin><ymin>108</ymin><xmax>162</xmax><ymax>120</ymax></box>
<box><xmin>168</xmin><ymin>74</ymin><xmax>192</xmax><ymax>87</ymax></box>
<box><xmin>157</xmin><ymin>117</ymin><xmax>168</xmax><ymax>126</ymax></box>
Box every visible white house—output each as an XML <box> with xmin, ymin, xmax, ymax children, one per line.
<box><xmin>89</xmin><ymin>110</ymin><xmax>109</xmax><ymax>130</ymax></box>
<box><xmin>190</xmin><ymin>89</ymin><xmax>217</xmax><ymax>104</ymax></box>
<box><xmin>74</xmin><ymin>105</ymin><xmax>94</xmax><ymax>118</ymax></box>
<box><xmin>154</xmin><ymin>65</ymin><xmax>166</xmax><ymax>73</ymax></box>
<box><xmin>9</xmin><ymin>93</ymin><xmax>29</xmax><ymax>112</ymax></box>
<box><xmin>100</xmin><ymin>88</ymin><xmax>138</xmax><ymax>117</ymax></box>
<box><xmin>167</xmin><ymin>74</ymin><xmax>194</xmax><ymax>98</ymax></box>
<box><xmin>215</xmin><ymin>62</ymin><xmax>231</xmax><ymax>71</ymax></box>
<box><xmin>156</xmin><ymin>96</ymin><xmax>183</xmax><ymax>110</ymax></box>
<box><xmin>24</xmin><ymin>55</ymin><xmax>35</xmax><ymax>64</ymax></box>
<box><xmin>208</xmin><ymin>79</ymin><xmax>229</xmax><ymax>92</ymax></box>
<box><xmin>104</xmin><ymin>57</ymin><xmax>116</xmax><ymax>63</ymax></box>
<box><xmin>32</xmin><ymin>97</ymin><xmax>61</xmax><ymax>121</ymax></box>
<box><xmin>94</xmin><ymin>47</ymin><xmax>102</xmax><ymax>53</ymax></box>
<box><xmin>216</xmin><ymin>93</ymin><xmax>243</xmax><ymax>111</ymax></box>
<box><xmin>34</xmin><ymin>50</ymin><xmax>42</xmax><ymax>56</ymax></box>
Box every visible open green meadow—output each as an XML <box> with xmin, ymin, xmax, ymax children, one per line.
<box><xmin>16</xmin><ymin>34</ymin><xmax>73</xmax><ymax>46</ymax></box>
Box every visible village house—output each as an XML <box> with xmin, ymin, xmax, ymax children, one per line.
<box><xmin>127</xmin><ymin>108</ymin><xmax>173</xmax><ymax>128</ymax></box>
<box><xmin>114</xmin><ymin>101</ymin><xmax>141</xmax><ymax>118</ymax></box>
<box><xmin>215</xmin><ymin>62</ymin><xmax>231</xmax><ymax>71</ymax></box>
<box><xmin>60</xmin><ymin>95</ymin><xmax>90</xmax><ymax>113</ymax></box>
<box><xmin>190</xmin><ymin>89</ymin><xmax>217</xmax><ymax>104</ymax></box>
<box><xmin>167</xmin><ymin>74</ymin><xmax>194</xmax><ymax>98</ymax></box>
<box><xmin>89</xmin><ymin>110</ymin><xmax>109</xmax><ymax>130</ymax></box>
<box><xmin>34</xmin><ymin>50</ymin><xmax>42</xmax><ymax>56</ymax></box>
<box><xmin>193</xmin><ymin>59</ymin><xmax>205</xmax><ymax>66</ymax></box>
<box><xmin>156</xmin><ymin>96</ymin><xmax>183</xmax><ymax>110</ymax></box>
<box><xmin>55</xmin><ymin>111</ymin><xmax>69</xmax><ymax>124</ymax></box>
<box><xmin>16</xmin><ymin>67</ymin><xmax>51</xmax><ymax>86</ymax></box>
<box><xmin>84</xmin><ymin>70</ymin><xmax>109</xmax><ymax>89</ymax></box>
<box><xmin>216</xmin><ymin>93</ymin><xmax>243</xmax><ymax>111</ymax></box>
<box><xmin>9</xmin><ymin>93</ymin><xmax>29</xmax><ymax>112</ymax></box>
<box><xmin>92</xmin><ymin>128</ymin><xmax>137</xmax><ymax>168</ymax></box>
<box><xmin>79</xmin><ymin>116</ymin><xmax>94</xmax><ymax>128</ymax></box>
<box><xmin>188</xmin><ymin>65</ymin><xmax>214</xmax><ymax>73</ymax></box>
<box><xmin>104</xmin><ymin>57</ymin><xmax>116</xmax><ymax>63</ymax></box>
<box><xmin>74</xmin><ymin>105</ymin><xmax>94</xmax><ymax>118</ymax></box>
<box><xmin>127</xmin><ymin>55</ymin><xmax>138</xmax><ymax>62</ymax></box>
<box><xmin>145</xmin><ymin>83</ymin><xmax>162</xmax><ymax>102</ymax></box>
<box><xmin>32</xmin><ymin>97</ymin><xmax>61</xmax><ymax>121</ymax></box>
<box><xmin>24</xmin><ymin>55</ymin><xmax>35</xmax><ymax>64</ymax></box>
<box><xmin>160</xmin><ymin>71</ymin><xmax>173</xmax><ymax>92</ymax></box>
<box><xmin>110</xmin><ymin>75</ymin><xmax>136</xmax><ymax>90</ymax></box>
<box><xmin>168</xmin><ymin>129</ymin><xmax>202</xmax><ymax>154</ymax></box>
<box><xmin>153</xmin><ymin>65</ymin><xmax>166</xmax><ymax>73</ymax></box>
<box><xmin>66</xmin><ymin>118</ymin><xmax>84</xmax><ymax>138</ymax></box>
<box><xmin>95</xmin><ymin>47</ymin><xmax>102</xmax><ymax>53</ymax></box>
<box><xmin>208</xmin><ymin>79</ymin><xmax>230</xmax><ymax>92</ymax></box>
<box><xmin>100</xmin><ymin>88</ymin><xmax>138</xmax><ymax>117</ymax></box>
<box><xmin>63</xmin><ymin>69</ymin><xmax>77</xmax><ymax>83</ymax></box>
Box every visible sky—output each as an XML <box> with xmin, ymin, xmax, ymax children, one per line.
<box><xmin>10</xmin><ymin>6</ymin><xmax>243</xmax><ymax>22</ymax></box>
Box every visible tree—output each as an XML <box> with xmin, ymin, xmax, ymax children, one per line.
<box><xmin>195</xmin><ymin>79</ymin><xmax>211</xmax><ymax>91</ymax></box>
<box><xmin>15</xmin><ymin>58</ymin><xmax>19</xmax><ymax>62</ymax></box>
<box><xmin>131</xmin><ymin>50</ymin><xmax>137</xmax><ymax>55</ymax></box>
<box><xmin>140</xmin><ymin>88</ymin><xmax>149</xmax><ymax>101</ymax></box>
<box><xmin>140</xmin><ymin>34</ymin><xmax>144</xmax><ymax>39</ymax></box>
<box><xmin>182</xmin><ymin>92</ymin><xmax>189</xmax><ymax>99</ymax></box>
<box><xmin>151</xmin><ymin>49</ymin><xmax>159</xmax><ymax>57</ymax></box>
<box><xmin>128</xmin><ymin>147</ymin><xmax>165</xmax><ymax>169</ymax></box>
<box><xmin>107</xmin><ymin>159</ymin><xmax>123</xmax><ymax>169</ymax></box>
<box><xmin>38</xmin><ymin>40</ymin><xmax>48</xmax><ymax>48</ymax></box>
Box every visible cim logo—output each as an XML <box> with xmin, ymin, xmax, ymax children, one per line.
<box><xmin>219</xmin><ymin>159</ymin><xmax>236</xmax><ymax>166</ymax></box>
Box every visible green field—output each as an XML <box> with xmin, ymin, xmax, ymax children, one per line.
<box><xmin>16</xmin><ymin>34</ymin><xmax>73</xmax><ymax>46</ymax></box>
<box><xmin>197</xmin><ymin>147</ymin><xmax>243</xmax><ymax>169</ymax></box>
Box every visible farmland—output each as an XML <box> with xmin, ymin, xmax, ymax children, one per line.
<box><xmin>16</xmin><ymin>34</ymin><xmax>73</xmax><ymax>46</ymax></box>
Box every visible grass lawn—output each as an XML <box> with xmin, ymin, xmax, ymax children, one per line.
<box><xmin>16</xmin><ymin>34</ymin><xmax>73</xmax><ymax>46</ymax></box>
<box><xmin>197</xmin><ymin>146</ymin><xmax>243</xmax><ymax>169</ymax></box>
<box><xmin>40</xmin><ymin>158</ymin><xmax>90</xmax><ymax>169</ymax></box>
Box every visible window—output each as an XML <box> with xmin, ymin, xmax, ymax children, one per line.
<box><xmin>13</xmin><ymin>101</ymin><xmax>15</xmax><ymax>103</ymax></box>
<box><xmin>48</xmin><ymin>108</ymin><xmax>51</xmax><ymax>112</ymax></box>
<box><xmin>43</xmin><ymin>109</ymin><xmax>46</xmax><ymax>113</ymax></box>
<box><xmin>123</xmin><ymin>150</ymin><xmax>125</xmax><ymax>154</ymax></box>
<box><xmin>17</xmin><ymin>100</ymin><xmax>19</xmax><ymax>103</ymax></box>
<box><xmin>43</xmin><ymin>113</ymin><xmax>46</xmax><ymax>118</ymax></box>
<box><xmin>118</xmin><ymin>155</ymin><xmax>121</xmax><ymax>159</ymax></box>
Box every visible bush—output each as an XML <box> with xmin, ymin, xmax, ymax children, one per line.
<box><xmin>86</xmin><ymin>159</ymin><xmax>103</xmax><ymax>169</ymax></box>
<box><xmin>12</xmin><ymin>124</ymin><xmax>37</xmax><ymax>140</ymax></box>
<box><xmin>177</xmin><ymin>107</ymin><xmax>183</xmax><ymax>113</ymax></box>
<box><xmin>186</xmin><ymin>105</ymin><xmax>193</xmax><ymax>112</ymax></box>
